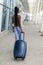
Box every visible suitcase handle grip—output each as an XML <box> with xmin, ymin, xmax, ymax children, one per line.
<box><xmin>21</xmin><ymin>32</ymin><xmax>25</xmax><ymax>40</ymax></box>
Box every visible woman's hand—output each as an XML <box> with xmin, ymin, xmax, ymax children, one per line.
<box><xmin>21</xmin><ymin>30</ymin><xmax>25</xmax><ymax>33</ymax></box>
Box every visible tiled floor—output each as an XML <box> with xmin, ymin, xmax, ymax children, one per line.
<box><xmin>0</xmin><ymin>22</ymin><xmax>43</xmax><ymax>65</ymax></box>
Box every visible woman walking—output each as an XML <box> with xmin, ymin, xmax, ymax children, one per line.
<box><xmin>12</xmin><ymin>7</ymin><xmax>24</xmax><ymax>41</ymax></box>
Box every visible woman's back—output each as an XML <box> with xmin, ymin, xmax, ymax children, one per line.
<box><xmin>12</xmin><ymin>15</ymin><xmax>21</xmax><ymax>27</ymax></box>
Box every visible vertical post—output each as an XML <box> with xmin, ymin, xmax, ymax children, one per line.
<box><xmin>0</xmin><ymin>0</ymin><xmax>3</xmax><ymax>32</ymax></box>
<box><xmin>6</xmin><ymin>0</ymin><xmax>10</xmax><ymax>31</ymax></box>
<box><xmin>32</xmin><ymin>0</ymin><xmax>38</xmax><ymax>24</ymax></box>
<box><xmin>35</xmin><ymin>0</ymin><xmax>41</xmax><ymax>24</ymax></box>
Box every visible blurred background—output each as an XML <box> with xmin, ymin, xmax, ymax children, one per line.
<box><xmin>0</xmin><ymin>0</ymin><xmax>43</xmax><ymax>34</ymax></box>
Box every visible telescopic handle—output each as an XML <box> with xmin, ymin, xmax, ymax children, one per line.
<box><xmin>21</xmin><ymin>32</ymin><xmax>25</xmax><ymax>40</ymax></box>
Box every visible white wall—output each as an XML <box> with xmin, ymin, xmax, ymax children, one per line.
<box><xmin>0</xmin><ymin>0</ymin><xmax>3</xmax><ymax>32</ymax></box>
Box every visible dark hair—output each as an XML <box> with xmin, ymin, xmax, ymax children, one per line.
<box><xmin>14</xmin><ymin>7</ymin><xmax>19</xmax><ymax>26</ymax></box>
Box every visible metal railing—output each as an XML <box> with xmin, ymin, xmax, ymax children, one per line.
<box><xmin>0</xmin><ymin>3</ymin><xmax>11</xmax><ymax>9</ymax></box>
<box><xmin>0</xmin><ymin>2</ymin><xmax>14</xmax><ymax>11</ymax></box>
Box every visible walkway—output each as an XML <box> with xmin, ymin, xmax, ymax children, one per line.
<box><xmin>0</xmin><ymin>22</ymin><xmax>43</xmax><ymax>65</ymax></box>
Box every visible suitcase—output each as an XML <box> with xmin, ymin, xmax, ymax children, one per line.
<box><xmin>13</xmin><ymin>32</ymin><xmax>27</xmax><ymax>60</ymax></box>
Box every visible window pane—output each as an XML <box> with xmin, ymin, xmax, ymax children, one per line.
<box><xmin>1</xmin><ymin>6</ymin><xmax>7</xmax><ymax>31</ymax></box>
<box><xmin>8</xmin><ymin>0</ymin><xmax>14</xmax><ymax>30</ymax></box>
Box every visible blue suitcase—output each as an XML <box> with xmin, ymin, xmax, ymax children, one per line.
<box><xmin>13</xmin><ymin>33</ymin><xmax>27</xmax><ymax>60</ymax></box>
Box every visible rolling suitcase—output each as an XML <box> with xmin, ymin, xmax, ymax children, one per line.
<box><xmin>13</xmin><ymin>32</ymin><xmax>27</xmax><ymax>60</ymax></box>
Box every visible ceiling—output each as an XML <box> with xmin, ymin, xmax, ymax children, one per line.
<box><xmin>20</xmin><ymin>0</ymin><xmax>29</xmax><ymax>12</ymax></box>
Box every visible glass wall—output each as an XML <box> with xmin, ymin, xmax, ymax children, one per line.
<box><xmin>1</xmin><ymin>0</ymin><xmax>7</xmax><ymax>31</ymax></box>
<box><xmin>1</xmin><ymin>0</ymin><xmax>14</xmax><ymax>31</ymax></box>
<box><xmin>1</xmin><ymin>6</ymin><xmax>7</xmax><ymax>31</ymax></box>
<box><xmin>8</xmin><ymin>0</ymin><xmax>14</xmax><ymax>30</ymax></box>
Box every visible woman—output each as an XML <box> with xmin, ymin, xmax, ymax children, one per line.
<box><xmin>12</xmin><ymin>7</ymin><xmax>24</xmax><ymax>41</ymax></box>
